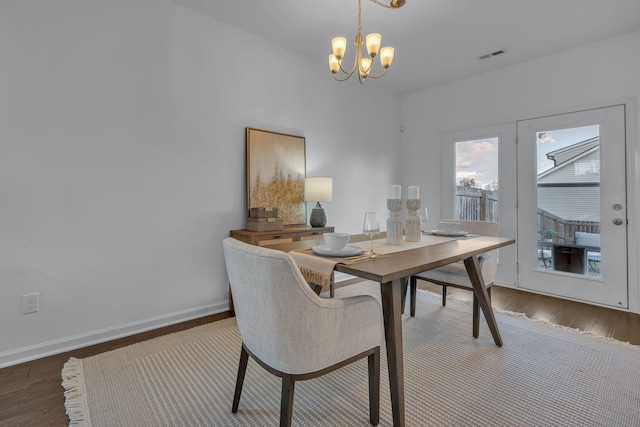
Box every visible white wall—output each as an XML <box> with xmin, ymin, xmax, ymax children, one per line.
<box><xmin>400</xmin><ymin>31</ymin><xmax>640</xmax><ymax>313</ymax></box>
<box><xmin>0</xmin><ymin>0</ymin><xmax>401</xmax><ymax>367</ymax></box>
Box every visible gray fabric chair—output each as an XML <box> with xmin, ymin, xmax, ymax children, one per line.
<box><xmin>223</xmin><ymin>237</ymin><xmax>382</xmax><ymax>427</ymax></box>
<box><xmin>410</xmin><ymin>220</ymin><xmax>500</xmax><ymax>338</ymax></box>
<box><xmin>574</xmin><ymin>231</ymin><xmax>601</xmax><ymax>274</ymax></box>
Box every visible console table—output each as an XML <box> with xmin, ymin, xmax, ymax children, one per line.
<box><xmin>230</xmin><ymin>225</ymin><xmax>334</xmax><ymax>246</ymax></box>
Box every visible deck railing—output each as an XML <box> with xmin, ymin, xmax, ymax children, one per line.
<box><xmin>537</xmin><ymin>208</ymin><xmax>600</xmax><ymax>243</ymax></box>
<box><xmin>454</xmin><ymin>188</ymin><xmax>599</xmax><ymax>242</ymax></box>
<box><xmin>455</xmin><ymin>187</ymin><xmax>499</xmax><ymax>222</ymax></box>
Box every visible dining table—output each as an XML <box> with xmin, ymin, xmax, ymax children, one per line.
<box><xmin>266</xmin><ymin>232</ymin><xmax>516</xmax><ymax>427</ymax></box>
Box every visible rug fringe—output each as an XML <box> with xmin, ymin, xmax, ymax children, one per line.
<box><xmin>62</xmin><ymin>357</ymin><xmax>90</xmax><ymax>427</ymax></box>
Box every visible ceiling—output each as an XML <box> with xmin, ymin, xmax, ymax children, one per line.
<box><xmin>175</xmin><ymin>0</ymin><xmax>640</xmax><ymax>95</ymax></box>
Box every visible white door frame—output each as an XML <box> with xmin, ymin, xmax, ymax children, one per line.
<box><xmin>516</xmin><ymin>105</ymin><xmax>628</xmax><ymax>308</ymax></box>
<box><xmin>440</xmin><ymin>123</ymin><xmax>517</xmax><ymax>287</ymax></box>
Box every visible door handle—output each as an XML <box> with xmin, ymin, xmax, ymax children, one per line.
<box><xmin>613</xmin><ymin>218</ymin><xmax>624</xmax><ymax>226</ymax></box>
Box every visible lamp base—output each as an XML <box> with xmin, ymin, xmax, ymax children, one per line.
<box><xmin>309</xmin><ymin>202</ymin><xmax>327</xmax><ymax>227</ymax></box>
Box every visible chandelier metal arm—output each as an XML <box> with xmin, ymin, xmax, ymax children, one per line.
<box><xmin>360</xmin><ymin>67</ymin><xmax>389</xmax><ymax>79</ymax></box>
<box><xmin>370</xmin><ymin>0</ymin><xmax>406</xmax><ymax>9</ymax></box>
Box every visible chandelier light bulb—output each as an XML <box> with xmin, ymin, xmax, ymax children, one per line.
<box><xmin>379</xmin><ymin>46</ymin><xmax>394</xmax><ymax>68</ymax></box>
<box><xmin>332</xmin><ymin>37</ymin><xmax>347</xmax><ymax>60</ymax></box>
<box><xmin>360</xmin><ymin>58</ymin><xmax>372</xmax><ymax>77</ymax></box>
<box><xmin>328</xmin><ymin>54</ymin><xmax>340</xmax><ymax>73</ymax></box>
<box><xmin>366</xmin><ymin>33</ymin><xmax>381</xmax><ymax>57</ymax></box>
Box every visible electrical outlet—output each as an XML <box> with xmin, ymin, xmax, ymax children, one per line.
<box><xmin>21</xmin><ymin>293</ymin><xmax>39</xmax><ymax>314</ymax></box>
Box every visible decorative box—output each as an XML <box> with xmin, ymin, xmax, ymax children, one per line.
<box><xmin>247</xmin><ymin>207</ymin><xmax>283</xmax><ymax>231</ymax></box>
<box><xmin>246</xmin><ymin>217</ymin><xmax>284</xmax><ymax>232</ymax></box>
<box><xmin>249</xmin><ymin>207</ymin><xmax>279</xmax><ymax>219</ymax></box>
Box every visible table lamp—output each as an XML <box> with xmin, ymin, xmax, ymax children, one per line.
<box><xmin>304</xmin><ymin>177</ymin><xmax>333</xmax><ymax>227</ymax></box>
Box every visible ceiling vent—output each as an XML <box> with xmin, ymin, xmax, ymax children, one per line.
<box><xmin>479</xmin><ymin>49</ymin><xmax>506</xmax><ymax>60</ymax></box>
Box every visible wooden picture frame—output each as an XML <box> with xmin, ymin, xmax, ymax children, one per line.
<box><xmin>246</xmin><ymin>127</ymin><xmax>306</xmax><ymax>225</ymax></box>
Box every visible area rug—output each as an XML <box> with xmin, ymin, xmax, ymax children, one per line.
<box><xmin>62</xmin><ymin>281</ymin><xmax>640</xmax><ymax>426</ymax></box>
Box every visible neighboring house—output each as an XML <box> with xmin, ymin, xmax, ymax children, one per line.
<box><xmin>537</xmin><ymin>137</ymin><xmax>600</xmax><ymax>222</ymax></box>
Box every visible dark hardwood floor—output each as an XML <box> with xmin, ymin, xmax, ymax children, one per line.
<box><xmin>0</xmin><ymin>312</ymin><xmax>233</xmax><ymax>427</ymax></box>
<box><xmin>415</xmin><ymin>281</ymin><xmax>640</xmax><ymax>345</ymax></box>
<box><xmin>1</xmin><ymin>283</ymin><xmax>638</xmax><ymax>426</ymax></box>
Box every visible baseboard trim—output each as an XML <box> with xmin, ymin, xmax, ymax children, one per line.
<box><xmin>0</xmin><ymin>301</ymin><xmax>229</xmax><ymax>368</ymax></box>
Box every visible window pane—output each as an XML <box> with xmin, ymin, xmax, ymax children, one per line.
<box><xmin>536</xmin><ymin>125</ymin><xmax>601</xmax><ymax>277</ymax></box>
<box><xmin>455</xmin><ymin>137</ymin><xmax>499</xmax><ymax>221</ymax></box>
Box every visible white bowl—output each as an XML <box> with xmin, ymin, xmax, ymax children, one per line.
<box><xmin>323</xmin><ymin>232</ymin><xmax>351</xmax><ymax>250</ymax></box>
<box><xmin>440</xmin><ymin>221</ymin><xmax>460</xmax><ymax>232</ymax></box>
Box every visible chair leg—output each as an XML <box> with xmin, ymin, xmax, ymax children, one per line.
<box><xmin>280</xmin><ymin>374</ymin><xmax>295</xmax><ymax>427</ymax></box>
<box><xmin>400</xmin><ymin>277</ymin><xmax>408</xmax><ymax>314</ymax></box>
<box><xmin>232</xmin><ymin>345</ymin><xmax>250</xmax><ymax>413</ymax></box>
<box><xmin>472</xmin><ymin>294</ymin><xmax>479</xmax><ymax>338</ymax></box>
<box><xmin>409</xmin><ymin>276</ymin><xmax>417</xmax><ymax>317</ymax></box>
<box><xmin>442</xmin><ymin>285</ymin><xmax>447</xmax><ymax>306</ymax></box>
<box><xmin>368</xmin><ymin>348</ymin><xmax>380</xmax><ymax>426</ymax></box>
<box><xmin>330</xmin><ymin>271</ymin><xmax>335</xmax><ymax>298</ymax></box>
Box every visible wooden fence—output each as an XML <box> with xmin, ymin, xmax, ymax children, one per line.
<box><xmin>455</xmin><ymin>187</ymin><xmax>499</xmax><ymax>222</ymax></box>
<box><xmin>537</xmin><ymin>208</ymin><xmax>600</xmax><ymax>243</ymax></box>
<box><xmin>455</xmin><ymin>188</ymin><xmax>600</xmax><ymax>242</ymax></box>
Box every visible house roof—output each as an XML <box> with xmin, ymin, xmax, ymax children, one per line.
<box><xmin>537</xmin><ymin>137</ymin><xmax>601</xmax><ymax>222</ymax></box>
<box><xmin>538</xmin><ymin>137</ymin><xmax>599</xmax><ymax>181</ymax></box>
<box><xmin>545</xmin><ymin>136</ymin><xmax>599</xmax><ymax>166</ymax></box>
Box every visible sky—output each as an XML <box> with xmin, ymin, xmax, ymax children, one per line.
<box><xmin>535</xmin><ymin>125</ymin><xmax>599</xmax><ymax>174</ymax></box>
<box><xmin>455</xmin><ymin>137</ymin><xmax>498</xmax><ymax>189</ymax></box>
<box><xmin>454</xmin><ymin>125</ymin><xmax>600</xmax><ymax>188</ymax></box>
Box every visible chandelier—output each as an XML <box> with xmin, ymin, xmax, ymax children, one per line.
<box><xmin>328</xmin><ymin>0</ymin><xmax>405</xmax><ymax>84</ymax></box>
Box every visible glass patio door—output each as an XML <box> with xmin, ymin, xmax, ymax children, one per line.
<box><xmin>441</xmin><ymin>123</ymin><xmax>517</xmax><ymax>286</ymax></box>
<box><xmin>516</xmin><ymin>106</ymin><xmax>628</xmax><ymax>308</ymax></box>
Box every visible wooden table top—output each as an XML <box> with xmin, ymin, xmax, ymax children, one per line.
<box><xmin>266</xmin><ymin>233</ymin><xmax>516</xmax><ymax>283</ymax></box>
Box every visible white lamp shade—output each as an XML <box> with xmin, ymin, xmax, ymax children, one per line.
<box><xmin>304</xmin><ymin>177</ymin><xmax>333</xmax><ymax>202</ymax></box>
<box><xmin>332</xmin><ymin>37</ymin><xmax>347</xmax><ymax>60</ymax></box>
<box><xmin>360</xmin><ymin>58</ymin><xmax>372</xmax><ymax>77</ymax></box>
<box><xmin>379</xmin><ymin>47</ymin><xmax>394</xmax><ymax>68</ymax></box>
<box><xmin>328</xmin><ymin>54</ymin><xmax>340</xmax><ymax>73</ymax></box>
<box><xmin>366</xmin><ymin>33</ymin><xmax>381</xmax><ymax>57</ymax></box>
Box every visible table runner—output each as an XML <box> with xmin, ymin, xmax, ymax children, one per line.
<box><xmin>287</xmin><ymin>251</ymin><xmax>337</xmax><ymax>288</ymax></box>
<box><xmin>289</xmin><ymin>234</ymin><xmax>474</xmax><ymax>289</ymax></box>
<box><xmin>348</xmin><ymin>234</ymin><xmax>460</xmax><ymax>255</ymax></box>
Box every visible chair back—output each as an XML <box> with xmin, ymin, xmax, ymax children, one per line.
<box><xmin>574</xmin><ymin>231</ymin><xmax>600</xmax><ymax>247</ymax></box>
<box><xmin>440</xmin><ymin>219</ymin><xmax>500</xmax><ymax>238</ymax></box>
<box><xmin>223</xmin><ymin>238</ymin><xmax>323</xmax><ymax>369</ymax></box>
<box><xmin>441</xmin><ymin>220</ymin><xmax>501</xmax><ymax>283</ymax></box>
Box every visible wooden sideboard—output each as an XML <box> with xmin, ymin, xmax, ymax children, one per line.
<box><xmin>229</xmin><ymin>225</ymin><xmax>334</xmax><ymax>247</ymax></box>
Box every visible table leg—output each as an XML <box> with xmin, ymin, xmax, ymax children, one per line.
<box><xmin>463</xmin><ymin>256</ymin><xmax>503</xmax><ymax>347</ymax></box>
<box><xmin>380</xmin><ymin>279</ymin><xmax>406</xmax><ymax>427</ymax></box>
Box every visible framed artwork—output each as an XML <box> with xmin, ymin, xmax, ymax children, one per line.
<box><xmin>246</xmin><ymin>127</ymin><xmax>306</xmax><ymax>225</ymax></box>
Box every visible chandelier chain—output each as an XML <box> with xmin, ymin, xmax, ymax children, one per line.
<box><xmin>369</xmin><ymin>0</ymin><xmax>394</xmax><ymax>9</ymax></box>
<box><xmin>358</xmin><ymin>0</ymin><xmax>362</xmax><ymax>36</ymax></box>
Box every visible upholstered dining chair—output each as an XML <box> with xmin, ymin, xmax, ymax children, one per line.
<box><xmin>573</xmin><ymin>231</ymin><xmax>601</xmax><ymax>275</ymax></box>
<box><xmin>222</xmin><ymin>237</ymin><xmax>382</xmax><ymax>427</ymax></box>
<box><xmin>409</xmin><ymin>220</ymin><xmax>500</xmax><ymax>338</ymax></box>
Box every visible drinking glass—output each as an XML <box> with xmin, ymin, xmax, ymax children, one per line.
<box><xmin>420</xmin><ymin>207</ymin><xmax>429</xmax><ymax>232</ymax></box>
<box><xmin>363</xmin><ymin>212</ymin><xmax>380</xmax><ymax>255</ymax></box>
